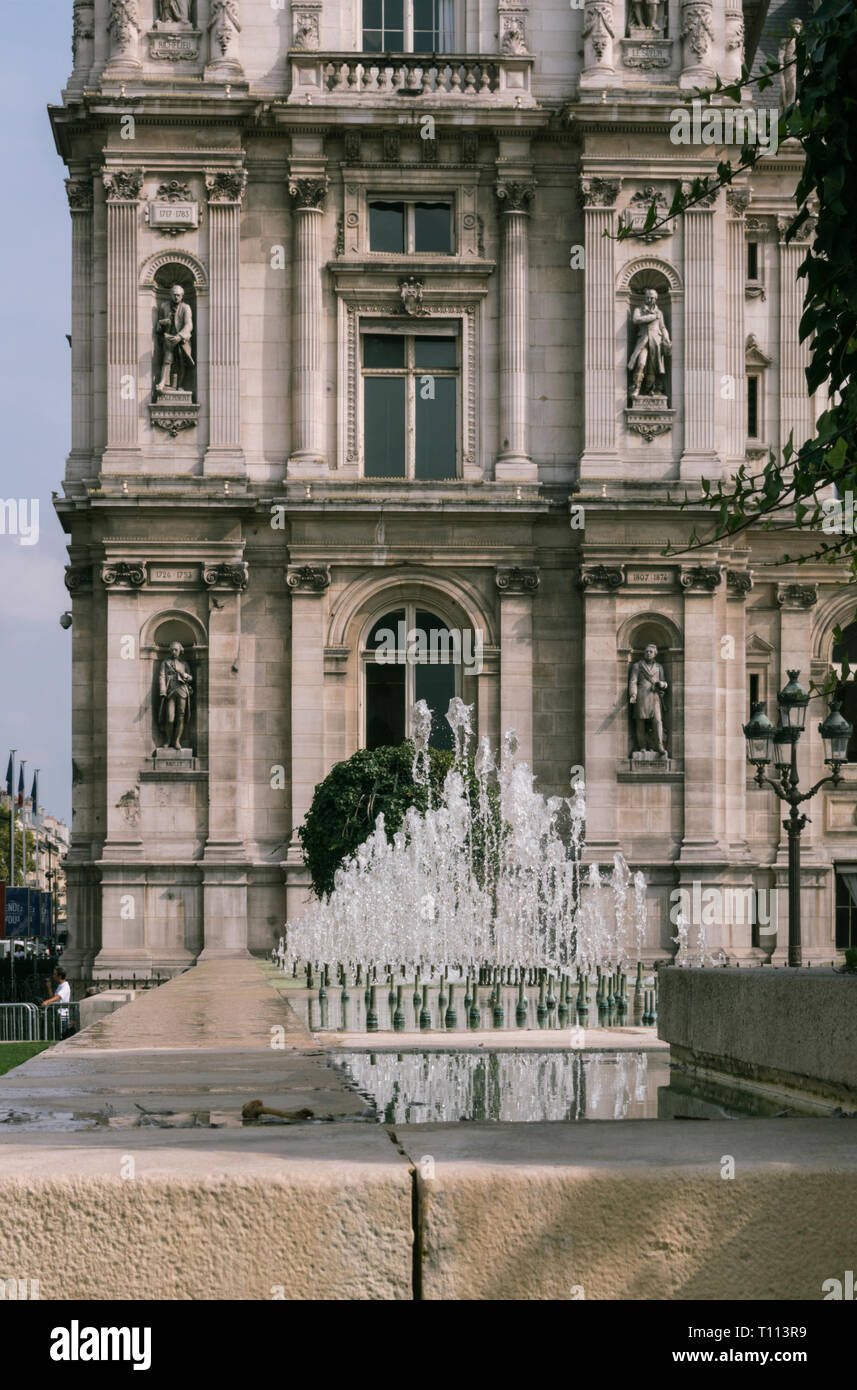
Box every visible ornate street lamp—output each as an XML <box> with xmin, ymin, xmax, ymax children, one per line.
<box><xmin>743</xmin><ymin>673</ymin><xmax>853</xmax><ymax>967</ymax></box>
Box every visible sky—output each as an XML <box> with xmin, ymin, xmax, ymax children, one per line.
<box><xmin>0</xmin><ymin>1</ymin><xmax>74</xmax><ymax>823</ymax></box>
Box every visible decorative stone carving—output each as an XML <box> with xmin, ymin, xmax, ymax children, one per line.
<box><xmin>286</xmin><ymin>565</ymin><xmax>330</xmax><ymax>592</ymax></box>
<box><xmin>203</xmin><ymin>562</ymin><xmax>248</xmax><ymax>590</ymax></box>
<box><xmin>578</xmin><ymin>177</ymin><xmax>620</xmax><ymax>209</ymax></box>
<box><xmin>343</xmin><ymin>132</ymin><xmax>361</xmax><ymax>164</ymax></box>
<box><xmin>621</xmin><ymin>38</ymin><xmax>672</xmax><ymax>69</ymax></box>
<box><xmin>625</xmin><ymin>397</ymin><xmax>675</xmax><ymax>441</ymax></box>
<box><xmin>66</xmin><ymin>180</ymin><xmax>93</xmax><ymax>212</ymax></box>
<box><xmin>579</xmin><ymin>564</ymin><xmax>625</xmax><ymax>589</ymax></box>
<box><xmin>207</xmin><ymin>0</ymin><xmax>242</xmax><ymax>77</ymax></box>
<box><xmin>746</xmin><ymin>334</ymin><xmax>772</xmax><ymax>369</ymax></box>
<box><xmin>149</xmin><ymin>29</ymin><xmax>201</xmax><ymax>63</ymax></box>
<box><xmin>292</xmin><ymin>10</ymin><xmax>320</xmax><ymax>50</ymax></box>
<box><xmin>206</xmin><ymin>169</ymin><xmax>248</xmax><ymax>203</ymax></box>
<box><xmin>777</xmin><ymin>214</ymin><xmax>816</xmax><ymax>242</ymax></box>
<box><xmin>107</xmin><ymin>0</ymin><xmax>141</xmax><ymax>68</ymax></box>
<box><xmin>582</xmin><ymin>2</ymin><xmax>615</xmax><ymax>70</ymax></box>
<box><xmin>400</xmin><ymin>276</ymin><xmax>427</xmax><ymax>316</ymax></box>
<box><xmin>102</xmin><ymin>562</ymin><xmax>146</xmax><ymax>587</ymax></box>
<box><xmin>103</xmin><ymin>169</ymin><xmax>144</xmax><ymax>202</ymax></box>
<box><xmin>726</xmin><ymin>569</ymin><xmax>753</xmax><ymax>595</ymax></box>
<box><xmin>496</xmin><ymin>181</ymin><xmax>535</xmax><ymax>213</ymax></box>
<box><xmin>501</xmin><ymin>19</ymin><xmax>528</xmax><ymax>54</ymax></box>
<box><xmin>158</xmin><ymin>642</ymin><xmax>193</xmax><ymax>751</ymax></box>
<box><xmin>64</xmin><ymin>565</ymin><xmax>93</xmax><ymax>593</ymax></box>
<box><xmin>776</xmin><ymin>583</ymin><xmax>817</xmax><ymax>609</ymax></box>
<box><xmin>681</xmin><ymin>180</ymin><xmax>718</xmax><ymax>210</ymax></box>
<box><xmin>146</xmin><ymin>181</ymin><xmax>200</xmax><ymax>234</ymax></box>
<box><xmin>726</xmin><ymin>188</ymin><xmax>751</xmax><ymax>217</ymax></box>
<box><xmin>680</xmin><ymin>1</ymin><xmax>714</xmax><ymax>62</ymax></box>
<box><xmin>72</xmin><ymin>1</ymin><xmax>94</xmax><ymax>63</ymax></box>
<box><xmin>679</xmin><ymin>565</ymin><xmax>722</xmax><ymax>590</ymax></box>
<box><xmin>495</xmin><ymin>567</ymin><xmax>540</xmax><ymax>593</ymax></box>
<box><xmin>724</xmin><ymin>8</ymin><xmax>744</xmax><ymax>80</ymax></box>
<box><xmin>621</xmin><ymin>186</ymin><xmax>674</xmax><ymax>240</ymax></box>
<box><xmin>461</xmin><ymin>133</ymin><xmax>479</xmax><ymax>165</ymax></box>
<box><xmin>629</xmin><ymin>645</ymin><xmax>668</xmax><ymax>757</ymax></box>
<box><xmin>382</xmin><ymin>131</ymin><xmax>401</xmax><ymax>164</ymax></box>
<box><xmin>288</xmin><ymin>177</ymin><xmax>328</xmax><ymax>210</ymax></box>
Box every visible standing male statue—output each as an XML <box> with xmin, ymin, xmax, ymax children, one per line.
<box><xmin>630</xmin><ymin>0</ymin><xmax>662</xmax><ymax>28</ymax></box>
<box><xmin>629</xmin><ymin>644</ymin><xmax>668</xmax><ymax>756</ymax></box>
<box><xmin>156</xmin><ymin>284</ymin><xmax>194</xmax><ymax>394</ymax></box>
<box><xmin>158</xmin><ymin>641</ymin><xmax>193</xmax><ymax>750</ymax></box>
<box><xmin>628</xmin><ymin>288</ymin><xmax>671</xmax><ymax>398</ymax></box>
<box><xmin>158</xmin><ymin>0</ymin><xmax>191</xmax><ymax>22</ymax></box>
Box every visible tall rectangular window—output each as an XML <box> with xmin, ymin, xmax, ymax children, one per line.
<box><xmin>747</xmin><ymin>241</ymin><xmax>759</xmax><ymax>281</ymax></box>
<box><xmin>368</xmin><ymin>200</ymin><xmax>453</xmax><ymax>254</ymax></box>
<box><xmin>363</xmin><ymin>0</ymin><xmax>455</xmax><ymax>51</ymax></box>
<box><xmin>747</xmin><ymin>374</ymin><xmax>760</xmax><ymax>438</ymax></box>
<box><xmin>363</xmin><ymin>332</ymin><xmax>458</xmax><ymax>479</ymax></box>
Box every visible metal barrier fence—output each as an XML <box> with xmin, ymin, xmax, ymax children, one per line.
<box><xmin>0</xmin><ymin>1001</ymin><xmax>81</xmax><ymax>1043</ymax></box>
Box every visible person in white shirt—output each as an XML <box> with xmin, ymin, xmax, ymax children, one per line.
<box><xmin>41</xmin><ymin>966</ymin><xmax>72</xmax><ymax>1039</ymax></box>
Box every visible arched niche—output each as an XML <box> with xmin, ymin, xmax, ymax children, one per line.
<box><xmin>617</xmin><ymin>613</ymin><xmax>683</xmax><ymax>761</ymax></box>
<box><xmin>148</xmin><ymin>262</ymin><xmax>198</xmax><ymax>403</ymax></box>
<box><xmin>141</xmin><ymin>610</ymin><xmax>208</xmax><ymax>756</ymax></box>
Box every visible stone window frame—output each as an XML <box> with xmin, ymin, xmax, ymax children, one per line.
<box><xmin>354</xmin><ymin>0</ymin><xmax>465</xmax><ymax>54</ymax></box>
<box><xmin>367</xmin><ymin>196</ymin><xmax>457</xmax><ymax>256</ymax></box>
<box><xmin>336</xmin><ymin>294</ymin><xmax>481</xmax><ymax>479</ymax></box>
<box><xmin>340</xmin><ymin>168</ymin><xmax>482</xmax><ymax>262</ymax></box>
<box><xmin>359</xmin><ymin>596</ymin><xmax>468</xmax><ymax>748</ymax></box>
<box><xmin>745</xmin><ymin>334</ymin><xmax>772</xmax><ymax>450</ymax></box>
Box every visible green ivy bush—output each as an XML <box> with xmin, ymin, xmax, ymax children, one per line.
<box><xmin>298</xmin><ymin>742</ymin><xmax>498</xmax><ymax>899</ymax></box>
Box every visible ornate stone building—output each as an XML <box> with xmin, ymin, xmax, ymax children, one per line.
<box><xmin>52</xmin><ymin>0</ymin><xmax>855</xmax><ymax>977</ymax></box>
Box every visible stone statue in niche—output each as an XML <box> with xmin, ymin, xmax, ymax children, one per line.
<box><xmin>628</xmin><ymin>288</ymin><xmax>671</xmax><ymax>399</ymax></box>
<box><xmin>158</xmin><ymin>642</ymin><xmax>193</xmax><ymax>750</ymax></box>
<box><xmin>156</xmin><ymin>285</ymin><xmax>194</xmax><ymax>394</ymax></box>
<box><xmin>779</xmin><ymin>18</ymin><xmax>802</xmax><ymax>109</ymax></box>
<box><xmin>629</xmin><ymin>0</ymin><xmax>663</xmax><ymax>31</ymax></box>
<box><xmin>629</xmin><ymin>644</ymin><xmax>668</xmax><ymax>757</ymax></box>
<box><xmin>157</xmin><ymin>0</ymin><xmax>192</xmax><ymax>23</ymax></box>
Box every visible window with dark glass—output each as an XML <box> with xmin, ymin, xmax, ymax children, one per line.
<box><xmin>748</xmin><ymin>672</ymin><xmax>760</xmax><ymax>714</ymax></box>
<box><xmin>368</xmin><ymin>200</ymin><xmax>453</xmax><ymax>254</ymax></box>
<box><xmin>835</xmin><ymin>872</ymin><xmax>857</xmax><ymax>949</ymax></box>
<box><xmin>364</xmin><ymin>606</ymin><xmax>458</xmax><ymax>751</ymax></box>
<box><xmin>747</xmin><ymin>241</ymin><xmax>759</xmax><ymax>281</ymax></box>
<box><xmin>363</xmin><ymin>332</ymin><xmax>458</xmax><ymax>479</ymax></box>
<box><xmin>832</xmin><ymin>620</ymin><xmax>857</xmax><ymax>761</ymax></box>
<box><xmin>747</xmin><ymin>374</ymin><xmax>760</xmax><ymax>437</ymax></box>
<box><xmin>363</xmin><ymin>0</ymin><xmax>455</xmax><ymax>52</ymax></box>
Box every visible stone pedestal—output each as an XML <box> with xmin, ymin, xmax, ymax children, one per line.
<box><xmin>149</xmin><ymin>389</ymin><xmax>200</xmax><ymax>439</ymax></box>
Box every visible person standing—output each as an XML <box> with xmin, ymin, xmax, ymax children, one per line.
<box><xmin>41</xmin><ymin>966</ymin><xmax>72</xmax><ymax>1040</ymax></box>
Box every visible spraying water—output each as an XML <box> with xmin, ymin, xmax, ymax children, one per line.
<box><xmin>286</xmin><ymin>699</ymin><xmax>648</xmax><ymax>978</ymax></box>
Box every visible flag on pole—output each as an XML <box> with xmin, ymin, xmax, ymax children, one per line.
<box><xmin>4</xmin><ymin>753</ymin><xmax>12</xmax><ymax>800</ymax></box>
<box><xmin>30</xmin><ymin>770</ymin><xmax>39</xmax><ymax>824</ymax></box>
<box><xmin>17</xmin><ymin>764</ymin><xmax>24</xmax><ymax>809</ymax></box>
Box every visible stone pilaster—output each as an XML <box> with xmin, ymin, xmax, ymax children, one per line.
<box><xmin>205</xmin><ymin>169</ymin><xmax>247</xmax><ymax>476</ymax></box>
<box><xmin>777</xmin><ymin>217</ymin><xmax>815</xmax><ymax>454</ymax></box>
<box><xmin>726</xmin><ymin>189</ymin><xmax>751</xmax><ymax>467</ymax></box>
<box><xmin>495</xmin><ymin>567</ymin><xmax>539</xmax><ymax>766</ymax></box>
<box><xmin>724</xmin><ymin>7</ymin><xmax>745</xmax><ymax>83</ymax></box>
<box><xmin>678</xmin><ymin>566</ymin><xmax>727</xmax><ymax>864</ymax></box>
<box><xmin>579</xmin><ymin>563</ymin><xmax>623</xmax><ymax>860</ymax></box>
<box><xmin>680</xmin><ymin>187</ymin><xmax>718</xmax><ymax>479</ymax></box>
<box><xmin>679</xmin><ymin>0</ymin><xmax>715</xmax><ymax>90</ymax></box>
<box><xmin>725</xmin><ymin>568</ymin><xmax>753</xmax><ymax>861</ymax></box>
<box><xmin>495</xmin><ymin>180</ymin><xmax>536</xmax><ymax>482</ymax></box>
<box><xmin>579</xmin><ymin>178</ymin><xmax>621</xmax><ymax>479</ymax></box>
<box><xmin>103</xmin><ymin>169</ymin><xmax>143</xmax><ymax>470</ymax></box>
<box><xmin>286</xmin><ymin>565</ymin><xmax>330</xmax><ymax>857</ymax></box>
<box><xmin>104</xmin><ymin>0</ymin><xmax>142</xmax><ymax>76</ymax></box>
<box><xmin>66</xmin><ymin>177</ymin><xmax>94</xmax><ymax>481</ymax></box>
<box><xmin>580</xmin><ymin>1</ymin><xmax>615</xmax><ymax>86</ymax></box>
<box><xmin>287</xmin><ymin>176</ymin><xmax>329</xmax><ymax>477</ymax></box>
<box><xmin>69</xmin><ymin>1</ymin><xmax>95</xmax><ymax>92</ymax></box>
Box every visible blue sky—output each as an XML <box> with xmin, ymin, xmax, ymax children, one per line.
<box><xmin>0</xmin><ymin>1</ymin><xmax>73</xmax><ymax>822</ymax></box>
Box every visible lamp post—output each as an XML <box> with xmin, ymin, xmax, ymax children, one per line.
<box><xmin>743</xmin><ymin>671</ymin><xmax>853</xmax><ymax>967</ymax></box>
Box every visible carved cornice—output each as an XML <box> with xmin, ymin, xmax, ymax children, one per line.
<box><xmin>286</xmin><ymin>564</ymin><xmax>330</xmax><ymax>592</ymax></box>
<box><xmin>64</xmin><ymin>564</ymin><xmax>93</xmax><ymax>593</ymax></box>
<box><xmin>102</xmin><ymin>168</ymin><xmax>144</xmax><ymax>202</ymax></box>
<box><xmin>579</xmin><ymin>564</ymin><xmax>625</xmax><ymax>590</ymax></box>
<box><xmin>777</xmin><ymin>582</ymin><xmax>818</xmax><ymax>609</ymax></box>
<box><xmin>679</xmin><ymin>564</ymin><xmax>722</xmax><ymax>591</ymax></box>
<box><xmin>495</xmin><ymin>566</ymin><xmax>539</xmax><ymax>593</ymax></box>
<box><xmin>205</xmin><ymin>169</ymin><xmax>248</xmax><ymax>204</ymax></box>
<box><xmin>289</xmin><ymin>176</ymin><xmax>329</xmax><ymax>210</ymax></box>
<box><xmin>726</xmin><ymin>569</ymin><xmax>753</xmax><ymax>595</ymax></box>
<box><xmin>578</xmin><ymin>176</ymin><xmax>621</xmax><ymax>209</ymax></box>
<box><xmin>101</xmin><ymin>561</ymin><xmax>146</xmax><ymax>588</ymax></box>
<box><xmin>203</xmin><ymin>562</ymin><xmax>248</xmax><ymax>591</ymax></box>
<box><xmin>66</xmin><ymin>179</ymin><xmax>93</xmax><ymax>212</ymax></box>
<box><xmin>496</xmin><ymin>180</ymin><xmax>536</xmax><ymax>213</ymax></box>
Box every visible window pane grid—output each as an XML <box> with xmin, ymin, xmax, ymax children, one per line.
<box><xmin>362</xmin><ymin>333</ymin><xmax>459</xmax><ymax>479</ymax></box>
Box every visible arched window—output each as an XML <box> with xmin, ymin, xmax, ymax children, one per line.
<box><xmin>832</xmin><ymin>620</ymin><xmax>857</xmax><ymax>761</ymax></box>
<box><xmin>363</xmin><ymin>606</ymin><xmax>466</xmax><ymax>751</ymax></box>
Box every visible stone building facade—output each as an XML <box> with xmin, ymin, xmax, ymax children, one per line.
<box><xmin>51</xmin><ymin>0</ymin><xmax>856</xmax><ymax>977</ymax></box>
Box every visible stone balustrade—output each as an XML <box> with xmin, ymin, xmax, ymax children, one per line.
<box><xmin>288</xmin><ymin>52</ymin><xmax>536</xmax><ymax>105</ymax></box>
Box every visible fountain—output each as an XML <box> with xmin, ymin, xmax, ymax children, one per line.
<box><xmin>285</xmin><ymin>698</ymin><xmax>649</xmax><ymax>983</ymax></box>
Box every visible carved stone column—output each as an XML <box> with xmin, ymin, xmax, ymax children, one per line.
<box><xmin>287</xmin><ymin>176</ymin><xmax>329</xmax><ymax>478</ymax></box>
<box><xmin>724</xmin><ymin>7</ymin><xmax>745</xmax><ymax>83</ymax></box>
<box><xmin>579</xmin><ymin>177</ymin><xmax>621</xmax><ymax>478</ymax></box>
<box><xmin>201</xmin><ymin>563</ymin><xmax>250</xmax><ymax>959</ymax></box>
<box><xmin>777</xmin><ymin>216</ymin><xmax>815</xmax><ymax>454</ymax></box>
<box><xmin>679</xmin><ymin>0</ymin><xmax>715</xmax><ymax>90</ymax></box>
<box><xmin>495</xmin><ymin>180</ymin><xmax>536</xmax><ymax>482</ymax></box>
<box><xmin>581</xmin><ymin>1</ymin><xmax>616</xmax><ymax>85</ymax></box>
<box><xmin>678</xmin><ymin>566</ymin><xmax>727</xmax><ymax>868</ymax></box>
<box><xmin>103</xmin><ymin>169</ymin><xmax>143</xmax><ymax>469</ymax></box>
<box><xmin>726</xmin><ymin>189</ymin><xmax>751</xmax><ymax>467</ymax></box>
<box><xmin>205</xmin><ymin>170</ymin><xmax>247</xmax><ymax>476</ymax></box>
<box><xmin>66</xmin><ymin>178</ymin><xmax>94</xmax><ymax>481</ymax></box>
<box><xmin>69</xmin><ymin>1</ymin><xmax>95</xmax><ymax>91</ymax></box>
<box><xmin>105</xmin><ymin>0</ymin><xmax>142</xmax><ymax>76</ymax></box>
<box><xmin>680</xmin><ymin>186</ymin><xmax>718</xmax><ymax>479</ymax></box>
<box><xmin>206</xmin><ymin>0</ymin><xmax>243</xmax><ymax>81</ymax></box>
<box><xmin>495</xmin><ymin>568</ymin><xmax>539</xmax><ymax>766</ymax></box>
